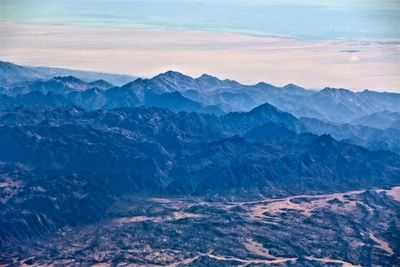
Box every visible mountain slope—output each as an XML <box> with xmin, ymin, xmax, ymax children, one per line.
<box><xmin>0</xmin><ymin>61</ymin><xmax>44</xmax><ymax>87</ymax></box>
<box><xmin>0</xmin><ymin>104</ymin><xmax>399</xmax><ymax>248</ymax></box>
<box><xmin>350</xmin><ymin>111</ymin><xmax>400</xmax><ymax>130</ymax></box>
<box><xmin>1</xmin><ymin>74</ymin><xmax>225</xmax><ymax>115</ymax></box>
<box><xmin>301</xmin><ymin>117</ymin><xmax>400</xmax><ymax>154</ymax></box>
<box><xmin>220</xmin><ymin>103</ymin><xmax>305</xmax><ymax>135</ymax></box>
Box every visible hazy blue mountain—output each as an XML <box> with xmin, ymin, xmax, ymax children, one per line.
<box><xmin>144</xmin><ymin>91</ymin><xmax>225</xmax><ymax>115</ymax></box>
<box><xmin>244</xmin><ymin>122</ymin><xmax>298</xmax><ymax>141</ymax></box>
<box><xmin>67</xmin><ymin>88</ymin><xmax>108</xmax><ymax>110</ymax></box>
<box><xmin>1</xmin><ymin>74</ymin><xmax>225</xmax><ymax>115</ymax></box>
<box><xmin>34</xmin><ymin>67</ymin><xmax>136</xmax><ymax>86</ymax></box>
<box><xmin>0</xmin><ymin>60</ymin><xmax>136</xmax><ymax>87</ymax></box>
<box><xmin>0</xmin><ymin>61</ymin><xmax>44</xmax><ymax>87</ymax></box>
<box><xmin>0</xmin><ymin>91</ymin><xmax>71</xmax><ymax>110</ymax></box>
<box><xmin>305</xmin><ymin>88</ymin><xmax>399</xmax><ymax>122</ymax></box>
<box><xmin>102</xmin><ymin>86</ymin><xmax>140</xmax><ymax>109</ymax></box>
<box><xmin>115</xmin><ymin>71</ymin><xmax>313</xmax><ymax>115</ymax></box>
<box><xmin>350</xmin><ymin>111</ymin><xmax>400</xmax><ymax>130</ymax></box>
<box><xmin>120</xmin><ymin>76</ymin><xmax>226</xmax><ymax>114</ymax></box>
<box><xmin>3</xmin><ymin>76</ymin><xmax>98</xmax><ymax>96</ymax></box>
<box><xmin>118</xmin><ymin>71</ymin><xmax>243</xmax><ymax>104</ymax></box>
<box><xmin>220</xmin><ymin>103</ymin><xmax>305</xmax><ymax>135</ymax></box>
<box><xmin>2</xmin><ymin>72</ymin><xmax>400</xmax><ymax>153</ymax></box>
<box><xmin>300</xmin><ymin>117</ymin><xmax>400</xmax><ymax>154</ymax></box>
<box><xmin>118</xmin><ymin>70</ymin><xmax>400</xmax><ymax>123</ymax></box>
<box><xmin>116</xmin><ymin>70</ymin><xmax>400</xmax><ymax>123</ymax></box>
<box><xmin>3</xmin><ymin>62</ymin><xmax>400</xmax><ymax>123</ymax></box>
<box><xmin>87</xmin><ymin>79</ymin><xmax>114</xmax><ymax>90</ymax></box>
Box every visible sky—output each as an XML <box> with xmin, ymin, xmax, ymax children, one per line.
<box><xmin>1</xmin><ymin>0</ymin><xmax>399</xmax><ymax>91</ymax></box>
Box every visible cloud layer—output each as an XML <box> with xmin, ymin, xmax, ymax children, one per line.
<box><xmin>1</xmin><ymin>22</ymin><xmax>399</xmax><ymax>91</ymax></box>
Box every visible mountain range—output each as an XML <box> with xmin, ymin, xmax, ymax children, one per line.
<box><xmin>1</xmin><ymin>61</ymin><xmax>400</xmax><ymax>154</ymax></box>
<box><xmin>1</xmin><ymin>104</ymin><xmax>399</xmax><ymax>243</ymax></box>
<box><xmin>2</xmin><ymin>61</ymin><xmax>400</xmax><ymax>122</ymax></box>
<box><xmin>1</xmin><ymin>61</ymin><xmax>400</xmax><ymax>265</ymax></box>
<box><xmin>0</xmin><ymin>61</ymin><xmax>136</xmax><ymax>87</ymax></box>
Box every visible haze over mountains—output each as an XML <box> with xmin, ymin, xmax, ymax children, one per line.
<box><xmin>1</xmin><ymin>61</ymin><xmax>400</xmax><ymax>266</ymax></box>
<box><xmin>0</xmin><ymin>61</ymin><xmax>136</xmax><ymax>87</ymax></box>
<box><xmin>2</xmin><ymin>60</ymin><xmax>400</xmax><ymax>154</ymax></box>
<box><xmin>2</xmin><ymin>61</ymin><xmax>400</xmax><ymax>119</ymax></box>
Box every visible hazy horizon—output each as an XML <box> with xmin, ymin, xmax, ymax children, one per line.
<box><xmin>1</xmin><ymin>0</ymin><xmax>399</xmax><ymax>92</ymax></box>
<box><xmin>3</xmin><ymin>58</ymin><xmax>400</xmax><ymax>94</ymax></box>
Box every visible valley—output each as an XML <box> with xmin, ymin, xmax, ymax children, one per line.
<box><xmin>2</xmin><ymin>187</ymin><xmax>399</xmax><ymax>266</ymax></box>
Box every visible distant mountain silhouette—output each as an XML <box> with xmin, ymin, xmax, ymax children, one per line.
<box><xmin>0</xmin><ymin>60</ymin><xmax>136</xmax><ymax>86</ymax></box>
<box><xmin>2</xmin><ymin>62</ymin><xmax>400</xmax><ymax>153</ymax></box>
<box><xmin>350</xmin><ymin>111</ymin><xmax>400</xmax><ymax>130</ymax></box>
<box><xmin>300</xmin><ymin>116</ymin><xmax>400</xmax><ymax>154</ymax></box>
<box><xmin>2</xmin><ymin>61</ymin><xmax>400</xmax><ymax>122</ymax></box>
